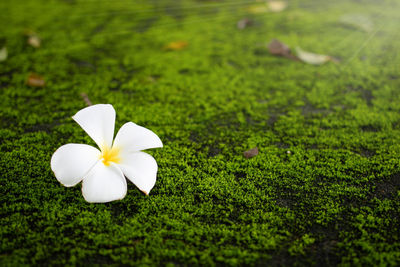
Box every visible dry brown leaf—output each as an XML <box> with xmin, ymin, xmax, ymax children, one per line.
<box><xmin>268</xmin><ymin>1</ymin><xmax>288</xmax><ymax>12</ymax></box>
<box><xmin>28</xmin><ymin>35</ymin><xmax>41</xmax><ymax>48</ymax></box>
<box><xmin>24</xmin><ymin>31</ymin><xmax>41</xmax><ymax>48</ymax></box>
<box><xmin>244</xmin><ymin>147</ymin><xmax>259</xmax><ymax>159</ymax></box>
<box><xmin>268</xmin><ymin>39</ymin><xmax>290</xmax><ymax>55</ymax></box>
<box><xmin>268</xmin><ymin>39</ymin><xmax>298</xmax><ymax>60</ymax></box>
<box><xmin>0</xmin><ymin>47</ymin><xmax>7</xmax><ymax>62</ymax></box>
<box><xmin>295</xmin><ymin>47</ymin><xmax>332</xmax><ymax>65</ymax></box>
<box><xmin>164</xmin><ymin>41</ymin><xmax>188</xmax><ymax>51</ymax></box>
<box><xmin>27</xmin><ymin>73</ymin><xmax>45</xmax><ymax>87</ymax></box>
<box><xmin>237</xmin><ymin>18</ymin><xmax>253</xmax><ymax>30</ymax></box>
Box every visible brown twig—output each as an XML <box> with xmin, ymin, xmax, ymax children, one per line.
<box><xmin>80</xmin><ymin>92</ymin><xmax>92</xmax><ymax>106</ymax></box>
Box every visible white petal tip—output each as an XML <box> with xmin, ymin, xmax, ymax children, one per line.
<box><xmin>158</xmin><ymin>140</ymin><xmax>163</xmax><ymax>148</ymax></box>
<box><xmin>142</xmin><ymin>190</ymin><xmax>149</xmax><ymax>196</ymax></box>
<box><xmin>71</xmin><ymin>104</ymin><xmax>116</xmax><ymax>149</ymax></box>
<box><xmin>113</xmin><ymin>122</ymin><xmax>163</xmax><ymax>151</ymax></box>
<box><xmin>150</xmin><ymin>136</ymin><xmax>163</xmax><ymax>149</ymax></box>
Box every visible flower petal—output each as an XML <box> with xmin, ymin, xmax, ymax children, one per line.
<box><xmin>113</xmin><ymin>122</ymin><xmax>163</xmax><ymax>153</ymax></box>
<box><xmin>51</xmin><ymin>144</ymin><xmax>100</xmax><ymax>187</ymax></box>
<box><xmin>72</xmin><ymin>104</ymin><xmax>116</xmax><ymax>149</ymax></box>
<box><xmin>117</xmin><ymin>152</ymin><xmax>158</xmax><ymax>195</ymax></box>
<box><xmin>82</xmin><ymin>162</ymin><xmax>127</xmax><ymax>203</ymax></box>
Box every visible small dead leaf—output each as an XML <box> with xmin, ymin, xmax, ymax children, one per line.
<box><xmin>268</xmin><ymin>39</ymin><xmax>290</xmax><ymax>55</ymax></box>
<box><xmin>339</xmin><ymin>14</ymin><xmax>373</xmax><ymax>32</ymax></box>
<box><xmin>0</xmin><ymin>47</ymin><xmax>7</xmax><ymax>62</ymax></box>
<box><xmin>237</xmin><ymin>18</ymin><xmax>253</xmax><ymax>30</ymax></box>
<box><xmin>164</xmin><ymin>41</ymin><xmax>188</xmax><ymax>51</ymax></box>
<box><xmin>80</xmin><ymin>92</ymin><xmax>92</xmax><ymax>106</ymax></box>
<box><xmin>24</xmin><ymin>30</ymin><xmax>41</xmax><ymax>48</ymax></box>
<box><xmin>295</xmin><ymin>47</ymin><xmax>332</xmax><ymax>65</ymax></box>
<box><xmin>268</xmin><ymin>39</ymin><xmax>298</xmax><ymax>60</ymax></box>
<box><xmin>27</xmin><ymin>73</ymin><xmax>45</xmax><ymax>87</ymax></box>
<box><xmin>28</xmin><ymin>35</ymin><xmax>41</xmax><ymax>48</ymax></box>
<box><xmin>244</xmin><ymin>147</ymin><xmax>259</xmax><ymax>159</ymax></box>
<box><xmin>268</xmin><ymin>1</ymin><xmax>288</xmax><ymax>12</ymax></box>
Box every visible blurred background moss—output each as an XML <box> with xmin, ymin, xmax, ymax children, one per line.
<box><xmin>1</xmin><ymin>0</ymin><xmax>400</xmax><ymax>266</ymax></box>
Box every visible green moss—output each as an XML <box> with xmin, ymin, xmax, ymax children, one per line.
<box><xmin>1</xmin><ymin>0</ymin><xmax>400</xmax><ymax>266</ymax></box>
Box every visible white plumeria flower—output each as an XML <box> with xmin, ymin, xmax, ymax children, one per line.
<box><xmin>51</xmin><ymin>104</ymin><xmax>163</xmax><ymax>203</ymax></box>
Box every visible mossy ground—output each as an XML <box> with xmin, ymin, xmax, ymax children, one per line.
<box><xmin>1</xmin><ymin>0</ymin><xmax>400</xmax><ymax>266</ymax></box>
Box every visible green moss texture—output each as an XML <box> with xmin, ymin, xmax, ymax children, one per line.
<box><xmin>1</xmin><ymin>0</ymin><xmax>400</xmax><ymax>266</ymax></box>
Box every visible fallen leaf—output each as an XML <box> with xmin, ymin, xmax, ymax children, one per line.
<box><xmin>295</xmin><ymin>47</ymin><xmax>331</xmax><ymax>65</ymax></box>
<box><xmin>24</xmin><ymin>30</ymin><xmax>41</xmax><ymax>48</ymax></box>
<box><xmin>164</xmin><ymin>41</ymin><xmax>188</xmax><ymax>51</ymax></box>
<box><xmin>244</xmin><ymin>147</ymin><xmax>259</xmax><ymax>158</ymax></box>
<box><xmin>28</xmin><ymin>35</ymin><xmax>41</xmax><ymax>48</ymax></box>
<box><xmin>268</xmin><ymin>1</ymin><xmax>288</xmax><ymax>12</ymax></box>
<box><xmin>339</xmin><ymin>14</ymin><xmax>373</xmax><ymax>32</ymax></box>
<box><xmin>0</xmin><ymin>47</ymin><xmax>7</xmax><ymax>62</ymax></box>
<box><xmin>237</xmin><ymin>18</ymin><xmax>253</xmax><ymax>30</ymax></box>
<box><xmin>268</xmin><ymin>39</ymin><xmax>298</xmax><ymax>60</ymax></box>
<box><xmin>268</xmin><ymin>39</ymin><xmax>290</xmax><ymax>55</ymax></box>
<box><xmin>27</xmin><ymin>73</ymin><xmax>45</xmax><ymax>87</ymax></box>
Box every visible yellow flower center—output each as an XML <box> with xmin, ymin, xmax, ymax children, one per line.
<box><xmin>100</xmin><ymin>146</ymin><xmax>121</xmax><ymax>166</ymax></box>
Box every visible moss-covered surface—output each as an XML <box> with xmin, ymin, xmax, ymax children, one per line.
<box><xmin>1</xmin><ymin>0</ymin><xmax>400</xmax><ymax>265</ymax></box>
